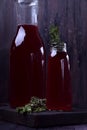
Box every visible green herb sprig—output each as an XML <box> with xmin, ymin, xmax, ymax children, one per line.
<box><xmin>49</xmin><ymin>25</ymin><xmax>60</xmax><ymax>46</ymax></box>
<box><xmin>49</xmin><ymin>25</ymin><xmax>65</xmax><ymax>50</ymax></box>
<box><xmin>16</xmin><ymin>97</ymin><xmax>47</xmax><ymax>114</ymax></box>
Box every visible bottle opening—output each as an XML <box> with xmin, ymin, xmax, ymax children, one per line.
<box><xmin>16</xmin><ymin>0</ymin><xmax>38</xmax><ymax>6</ymax></box>
<box><xmin>51</xmin><ymin>43</ymin><xmax>67</xmax><ymax>52</ymax></box>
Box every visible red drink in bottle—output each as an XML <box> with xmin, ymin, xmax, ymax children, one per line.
<box><xmin>9</xmin><ymin>0</ymin><xmax>46</xmax><ymax>108</ymax></box>
<box><xmin>46</xmin><ymin>44</ymin><xmax>72</xmax><ymax>111</ymax></box>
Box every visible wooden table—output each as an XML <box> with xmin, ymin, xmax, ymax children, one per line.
<box><xmin>0</xmin><ymin>105</ymin><xmax>87</xmax><ymax>128</ymax></box>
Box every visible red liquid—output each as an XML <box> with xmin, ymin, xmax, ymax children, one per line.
<box><xmin>46</xmin><ymin>51</ymin><xmax>72</xmax><ymax>111</ymax></box>
<box><xmin>9</xmin><ymin>25</ymin><xmax>46</xmax><ymax>108</ymax></box>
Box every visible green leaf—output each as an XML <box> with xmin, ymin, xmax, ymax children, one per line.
<box><xmin>49</xmin><ymin>25</ymin><xmax>61</xmax><ymax>47</ymax></box>
<box><xmin>16</xmin><ymin>97</ymin><xmax>47</xmax><ymax>114</ymax></box>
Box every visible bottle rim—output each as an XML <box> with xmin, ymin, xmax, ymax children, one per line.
<box><xmin>50</xmin><ymin>43</ymin><xmax>67</xmax><ymax>52</ymax></box>
<box><xmin>15</xmin><ymin>0</ymin><xmax>38</xmax><ymax>6</ymax></box>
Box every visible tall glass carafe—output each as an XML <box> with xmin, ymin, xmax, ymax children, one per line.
<box><xmin>46</xmin><ymin>32</ymin><xmax>72</xmax><ymax>111</ymax></box>
<box><xmin>9</xmin><ymin>0</ymin><xmax>46</xmax><ymax>108</ymax></box>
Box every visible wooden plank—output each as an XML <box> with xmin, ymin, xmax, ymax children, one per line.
<box><xmin>1</xmin><ymin>106</ymin><xmax>87</xmax><ymax>128</ymax></box>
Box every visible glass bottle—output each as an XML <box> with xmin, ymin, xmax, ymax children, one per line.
<box><xmin>9</xmin><ymin>0</ymin><xmax>46</xmax><ymax>108</ymax></box>
<box><xmin>46</xmin><ymin>43</ymin><xmax>72</xmax><ymax>111</ymax></box>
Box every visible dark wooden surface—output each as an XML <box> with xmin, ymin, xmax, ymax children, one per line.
<box><xmin>1</xmin><ymin>121</ymin><xmax>87</xmax><ymax>130</ymax></box>
<box><xmin>0</xmin><ymin>0</ymin><xmax>87</xmax><ymax>109</ymax></box>
<box><xmin>1</xmin><ymin>106</ymin><xmax>87</xmax><ymax>128</ymax></box>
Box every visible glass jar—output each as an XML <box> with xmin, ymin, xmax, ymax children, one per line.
<box><xmin>9</xmin><ymin>0</ymin><xmax>46</xmax><ymax>108</ymax></box>
<box><xmin>46</xmin><ymin>43</ymin><xmax>72</xmax><ymax>111</ymax></box>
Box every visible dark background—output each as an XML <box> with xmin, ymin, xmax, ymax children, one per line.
<box><xmin>0</xmin><ymin>0</ymin><xmax>87</xmax><ymax>109</ymax></box>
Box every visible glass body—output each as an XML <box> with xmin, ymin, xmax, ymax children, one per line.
<box><xmin>9</xmin><ymin>0</ymin><xmax>46</xmax><ymax>108</ymax></box>
<box><xmin>46</xmin><ymin>44</ymin><xmax>72</xmax><ymax>111</ymax></box>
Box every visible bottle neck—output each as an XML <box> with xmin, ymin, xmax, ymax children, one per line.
<box><xmin>50</xmin><ymin>43</ymin><xmax>67</xmax><ymax>52</ymax></box>
<box><xmin>15</xmin><ymin>0</ymin><xmax>38</xmax><ymax>25</ymax></box>
<box><xmin>50</xmin><ymin>43</ymin><xmax>67</xmax><ymax>57</ymax></box>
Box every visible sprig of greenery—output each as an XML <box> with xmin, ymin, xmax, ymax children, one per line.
<box><xmin>49</xmin><ymin>25</ymin><xmax>65</xmax><ymax>50</ymax></box>
<box><xmin>49</xmin><ymin>25</ymin><xmax>60</xmax><ymax>46</ymax></box>
<box><xmin>16</xmin><ymin>97</ymin><xmax>47</xmax><ymax>114</ymax></box>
